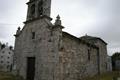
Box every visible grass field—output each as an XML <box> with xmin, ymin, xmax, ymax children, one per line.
<box><xmin>0</xmin><ymin>71</ymin><xmax>23</xmax><ymax>80</ymax></box>
<box><xmin>0</xmin><ymin>71</ymin><xmax>119</xmax><ymax>80</ymax></box>
<box><xmin>85</xmin><ymin>71</ymin><xmax>120</xmax><ymax>80</ymax></box>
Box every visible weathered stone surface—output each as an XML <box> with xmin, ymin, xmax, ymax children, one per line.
<box><xmin>80</xmin><ymin>35</ymin><xmax>108</xmax><ymax>74</ymax></box>
<box><xmin>14</xmin><ymin>0</ymin><xmax>109</xmax><ymax>80</ymax></box>
<box><xmin>57</xmin><ymin>32</ymin><xmax>100</xmax><ymax>80</ymax></box>
<box><xmin>15</xmin><ymin>18</ymin><xmax>58</xmax><ymax>80</ymax></box>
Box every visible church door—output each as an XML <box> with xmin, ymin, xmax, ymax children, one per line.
<box><xmin>26</xmin><ymin>57</ymin><xmax>35</xmax><ymax>80</ymax></box>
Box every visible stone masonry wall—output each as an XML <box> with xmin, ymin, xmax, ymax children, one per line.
<box><xmin>58</xmin><ymin>34</ymin><xmax>99</xmax><ymax>80</ymax></box>
<box><xmin>95</xmin><ymin>40</ymin><xmax>108</xmax><ymax>73</ymax></box>
<box><xmin>14</xmin><ymin>18</ymin><xmax>59</xmax><ymax>80</ymax></box>
<box><xmin>14</xmin><ymin>18</ymin><xmax>107</xmax><ymax>80</ymax></box>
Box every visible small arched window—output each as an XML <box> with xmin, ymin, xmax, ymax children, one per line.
<box><xmin>32</xmin><ymin>32</ymin><xmax>35</xmax><ymax>39</ymax></box>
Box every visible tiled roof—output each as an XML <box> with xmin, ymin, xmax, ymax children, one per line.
<box><xmin>80</xmin><ymin>35</ymin><xmax>107</xmax><ymax>45</ymax></box>
<box><xmin>62</xmin><ymin>31</ymin><xmax>99</xmax><ymax>49</ymax></box>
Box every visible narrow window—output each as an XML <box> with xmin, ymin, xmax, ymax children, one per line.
<box><xmin>88</xmin><ymin>49</ymin><xmax>90</xmax><ymax>61</ymax></box>
<box><xmin>32</xmin><ymin>32</ymin><xmax>35</xmax><ymax>39</ymax></box>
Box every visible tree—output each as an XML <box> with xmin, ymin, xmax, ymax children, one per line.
<box><xmin>111</xmin><ymin>52</ymin><xmax>120</xmax><ymax>70</ymax></box>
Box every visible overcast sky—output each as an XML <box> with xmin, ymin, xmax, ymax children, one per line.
<box><xmin>0</xmin><ymin>0</ymin><xmax>120</xmax><ymax>56</ymax></box>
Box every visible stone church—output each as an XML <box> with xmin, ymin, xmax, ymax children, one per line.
<box><xmin>14</xmin><ymin>0</ymin><xmax>108</xmax><ymax>80</ymax></box>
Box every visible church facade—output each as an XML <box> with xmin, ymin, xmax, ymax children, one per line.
<box><xmin>14</xmin><ymin>0</ymin><xmax>108</xmax><ymax>80</ymax></box>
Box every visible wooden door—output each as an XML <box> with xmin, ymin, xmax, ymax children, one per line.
<box><xmin>26</xmin><ymin>57</ymin><xmax>35</xmax><ymax>80</ymax></box>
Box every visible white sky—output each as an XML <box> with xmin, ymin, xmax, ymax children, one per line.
<box><xmin>0</xmin><ymin>0</ymin><xmax>120</xmax><ymax>56</ymax></box>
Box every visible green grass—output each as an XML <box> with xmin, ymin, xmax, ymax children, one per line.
<box><xmin>85</xmin><ymin>71</ymin><xmax>120</xmax><ymax>80</ymax></box>
<box><xmin>0</xmin><ymin>71</ymin><xmax>119</xmax><ymax>80</ymax></box>
<box><xmin>0</xmin><ymin>71</ymin><xmax>23</xmax><ymax>80</ymax></box>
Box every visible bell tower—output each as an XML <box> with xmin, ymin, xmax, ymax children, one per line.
<box><xmin>26</xmin><ymin>0</ymin><xmax>51</xmax><ymax>21</ymax></box>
